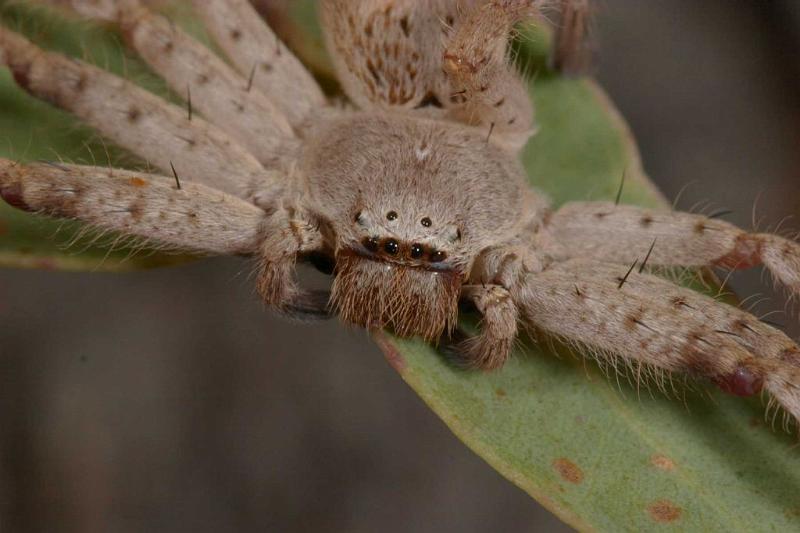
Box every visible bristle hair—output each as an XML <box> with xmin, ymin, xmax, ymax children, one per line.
<box><xmin>331</xmin><ymin>251</ymin><xmax>461</xmax><ymax>340</ymax></box>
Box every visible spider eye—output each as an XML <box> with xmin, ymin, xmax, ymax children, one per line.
<box><xmin>363</xmin><ymin>236</ymin><xmax>380</xmax><ymax>252</ymax></box>
<box><xmin>430</xmin><ymin>250</ymin><xmax>446</xmax><ymax>263</ymax></box>
<box><xmin>384</xmin><ymin>239</ymin><xmax>400</xmax><ymax>255</ymax></box>
<box><xmin>421</xmin><ymin>217</ymin><xmax>432</xmax><ymax>227</ymax></box>
<box><xmin>410</xmin><ymin>244</ymin><xmax>424</xmax><ymax>259</ymax></box>
<box><xmin>386</xmin><ymin>211</ymin><xmax>398</xmax><ymax>221</ymax></box>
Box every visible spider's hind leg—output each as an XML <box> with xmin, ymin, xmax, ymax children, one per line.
<box><xmin>53</xmin><ymin>0</ymin><xmax>297</xmax><ymax>167</ymax></box>
<box><xmin>519</xmin><ymin>259</ymin><xmax>800</xmax><ymax>428</ymax></box>
<box><xmin>0</xmin><ymin>27</ymin><xmax>272</xmax><ymax>201</ymax></box>
<box><xmin>191</xmin><ymin>0</ymin><xmax>326</xmax><ymax>128</ymax></box>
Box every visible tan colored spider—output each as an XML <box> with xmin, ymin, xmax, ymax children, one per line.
<box><xmin>2</xmin><ymin>0</ymin><xmax>800</xmax><ymax>426</ymax></box>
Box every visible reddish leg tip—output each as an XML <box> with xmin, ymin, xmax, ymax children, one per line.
<box><xmin>0</xmin><ymin>182</ymin><xmax>30</xmax><ymax>212</ymax></box>
<box><xmin>715</xmin><ymin>366</ymin><xmax>763</xmax><ymax>397</ymax></box>
<box><xmin>714</xmin><ymin>234</ymin><xmax>763</xmax><ymax>270</ymax></box>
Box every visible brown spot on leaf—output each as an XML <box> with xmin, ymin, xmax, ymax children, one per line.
<box><xmin>495</xmin><ymin>387</ymin><xmax>506</xmax><ymax>398</ymax></box>
<box><xmin>373</xmin><ymin>332</ymin><xmax>407</xmax><ymax>372</ymax></box>
<box><xmin>553</xmin><ymin>458</ymin><xmax>583</xmax><ymax>484</ymax></box>
<box><xmin>648</xmin><ymin>500</ymin><xmax>682</xmax><ymax>523</ymax></box>
<box><xmin>650</xmin><ymin>454</ymin><xmax>675</xmax><ymax>471</ymax></box>
<box><xmin>35</xmin><ymin>258</ymin><xmax>57</xmax><ymax>271</ymax></box>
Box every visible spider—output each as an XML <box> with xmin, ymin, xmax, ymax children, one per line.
<box><xmin>1</xmin><ymin>0</ymin><xmax>800</xmax><ymax>427</ymax></box>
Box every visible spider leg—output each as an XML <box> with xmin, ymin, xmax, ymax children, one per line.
<box><xmin>446</xmin><ymin>284</ymin><xmax>518</xmax><ymax>370</ymax></box>
<box><xmin>0</xmin><ymin>159</ymin><xmax>266</xmax><ymax>255</ymax></box>
<box><xmin>518</xmin><ymin>259</ymin><xmax>800</xmax><ymax>425</ymax></box>
<box><xmin>441</xmin><ymin>0</ymin><xmax>543</xmax><ymax>151</ymax></box>
<box><xmin>50</xmin><ymin>0</ymin><xmax>296</xmax><ymax>167</ymax></box>
<box><xmin>320</xmin><ymin>1</ymin><xmax>480</xmax><ymax>114</ymax></box>
<box><xmin>256</xmin><ymin>207</ymin><xmax>332</xmax><ymax>320</ymax></box>
<box><xmin>547</xmin><ymin>201</ymin><xmax>800</xmax><ymax>302</ymax></box>
<box><xmin>191</xmin><ymin>0</ymin><xmax>325</xmax><ymax>128</ymax></box>
<box><xmin>452</xmin><ymin>229</ymin><xmax>549</xmax><ymax>369</ymax></box>
<box><xmin>0</xmin><ymin>27</ymin><xmax>278</xmax><ymax>203</ymax></box>
<box><xmin>551</xmin><ymin>0</ymin><xmax>594</xmax><ymax>75</ymax></box>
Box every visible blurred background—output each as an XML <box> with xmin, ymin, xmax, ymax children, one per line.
<box><xmin>0</xmin><ymin>1</ymin><xmax>798</xmax><ymax>531</ymax></box>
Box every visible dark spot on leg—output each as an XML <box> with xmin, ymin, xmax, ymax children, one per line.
<box><xmin>624</xmin><ymin>309</ymin><xmax>644</xmax><ymax>331</ymax></box>
<box><xmin>10</xmin><ymin>62</ymin><xmax>31</xmax><ymax>89</ymax></box>
<box><xmin>507</xmin><ymin>117</ymin><xmax>517</xmax><ymax>125</ymax></box>
<box><xmin>127</xmin><ymin>199</ymin><xmax>144</xmax><ymax>221</ymax></box>
<box><xmin>780</xmin><ymin>347</ymin><xmax>800</xmax><ymax>365</ymax></box>
<box><xmin>494</xmin><ymin>97</ymin><xmax>505</xmax><ymax>107</ymax></box>
<box><xmin>0</xmin><ymin>181</ymin><xmax>30</xmax><ymax>211</ymax></box>
<box><xmin>366</xmin><ymin>59</ymin><xmax>382</xmax><ymax>86</ymax></box>
<box><xmin>640</xmin><ymin>215</ymin><xmax>653</xmax><ymax>227</ymax></box>
<box><xmin>178</xmin><ymin>136</ymin><xmax>197</xmax><ymax>148</ymax></box>
<box><xmin>197</xmin><ymin>74</ymin><xmax>210</xmax><ymax>85</ymax></box>
<box><xmin>415</xmin><ymin>91</ymin><xmax>442</xmax><ymax>109</ymax></box>
<box><xmin>399</xmin><ymin>16</ymin><xmax>410</xmax><ymax>37</ymax></box>
<box><xmin>163</xmin><ymin>41</ymin><xmax>174</xmax><ymax>53</ymax></box>
<box><xmin>260</xmin><ymin>62</ymin><xmax>273</xmax><ymax>73</ymax></box>
<box><xmin>230</xmin><ymin>29</ymin><xmax>242</xmax><ymax>40</ymax></box>
<box><xmin>693</xmin><ymin>221</ymin><xmax>706</xmax><ymax>234</ymax></box>
<box><xmin>670</xmin><ymin>295</ymin><xmax>696</xmax><ymax>310</ymax></box>
<box><xmin>127</xmin><ymin>106</ymin><xmax>141</xmax><ymax>122</ymax></box>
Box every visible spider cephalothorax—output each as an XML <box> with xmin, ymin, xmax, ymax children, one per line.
<box><xmin>3</xmin><ymin>0</ymin><xmax>800</xmax><ymax>428</ymax></box>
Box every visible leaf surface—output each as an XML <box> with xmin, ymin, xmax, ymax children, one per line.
<box><xmin>280</xmin><ymin>2</ymin><xmax>800</xmax><ymax>531</ymax></box>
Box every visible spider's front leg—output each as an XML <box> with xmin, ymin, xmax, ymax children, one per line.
<box><xmin>442</xmin><ymin>0</ymin><xmax>594</xmax><ymax>150</ymax></box>
<box><xmin>547</xmin><ymin>202</ymin><xmax>800</xmax><ymax>304</ymax></box>
<box><xmin>255</xmin><ymin>207</ymin><xmax>332</xmax><ymax>320</ymax></box>
<box><xmin>442</xmin><ymin>0</ymin><xmax>540</xmax><ymax>151</ymax></box>
<box><xmin>0</xmin><ymin>159</ymin><xmax>266</xmax><ymax>255</ymax></box>
<box><xmin>452</xmin><ymin>284</ymin><xmax>519</xmax><ymax>370</ymax></box>
<box><xmin>450</xmin><ymin>242</ymin><xmax>547</xmax><ymax>370</ymax></box>
<box><xmin>517</xmin><ymin>259</ymin><xmax>800</xmax><ymax>425</ymax></box>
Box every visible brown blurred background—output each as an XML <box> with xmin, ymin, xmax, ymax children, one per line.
<box><xmin>1</xmin><ymin>1</ymin><xmax>799</xmax><ymax>532</ymax></box>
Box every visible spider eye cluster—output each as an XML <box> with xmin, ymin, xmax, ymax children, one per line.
<box><xmin>361</xmin><ymin>236</ymin><xmax>447</xmax><ymax>263</ymax></box>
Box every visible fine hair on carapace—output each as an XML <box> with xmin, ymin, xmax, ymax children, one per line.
<box><xmin>331</xmin><ymin>250</ymin><xmax>461</xmax><ymax>341</ymax></box>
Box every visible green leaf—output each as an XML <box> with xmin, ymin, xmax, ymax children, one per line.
<box><xmin>275</xmin><ymin>3</ymin><xmax>800</xmax><ymax>531</ymax></box>
<box><xmin>3</xmin><ymin>2</ymin><xmax>800</xmax><ymax>529</ymax></box>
